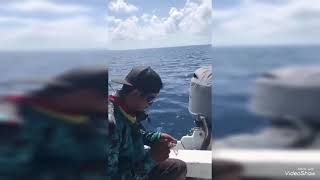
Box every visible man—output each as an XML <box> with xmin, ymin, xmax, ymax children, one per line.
<box><xmin>107</xmin><ymin>66</ymin><xmax>187</xmax><ymax>180</ymax></box>
<box><xmin>0</xmin><ymin>67</ymin><xmax>108</xmax><ymax>179</ymax></box>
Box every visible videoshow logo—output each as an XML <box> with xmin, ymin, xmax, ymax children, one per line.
<box><xmin>285</xmin><ymin>168</ymin><xmax>316</xmax><ymax>176</ymax></box>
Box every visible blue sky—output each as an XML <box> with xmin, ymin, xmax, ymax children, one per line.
<box><xmin>0</xmin><ymin>0</ymin><xmax>212</xmax><ymax>50</ymax></box>
<box><xmin>213</xmin><ymin>0</ymin><xmax>320</xmax><ymax>46</ymax></box>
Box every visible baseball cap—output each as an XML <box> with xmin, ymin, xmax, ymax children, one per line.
<box><xmin>46</xmin><ymin>67</ymin><xmax>108</xmax><ymax>93</ymax></box>
<box><xmin>111</xmin><ymin>66</ymin><xmax>163</xmax><ymax>94</ymax></box>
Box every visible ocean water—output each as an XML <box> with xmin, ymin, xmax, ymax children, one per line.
<box><xmin>0</xmin><ymin>45</ymin><xmax>212</xmax><ymax>139</ymax></box>
<box><xmin>0</xmin><ymin>45</ymin><xmax>319</xmax><ymax>140</ymax></box>
<box><xmin>214</xmin><ymin>45</ymin><xmax>320</xmax><ymax>139</ymax></box>
<box><xmin>106</xmin><ymin>45</ymin><xmax>212</xmax><ymax>138</ymax></box>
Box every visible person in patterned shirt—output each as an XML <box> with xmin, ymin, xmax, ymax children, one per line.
<box><xmin>0</xmin><ymin>67</ymin><xmax>108</xmax><ymax>180</ymax></box>
<box><xmin>107</xmin><ymin>66</ymin><xmax>187</xmax><ymax>180</ymax></box>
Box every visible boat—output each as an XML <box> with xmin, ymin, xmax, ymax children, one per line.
<box><xmin>171</xmin><ymin>66</ymin><xmax>320</xmax><ymax>179</ymax></box>
<box><xmin>168</xmin><ymin>67</ymin><xmax>212</xmax><ymax>180</ymax></box>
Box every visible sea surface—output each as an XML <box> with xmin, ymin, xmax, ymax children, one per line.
<box><xmin>0</xmin><ymin>45</ymin><xmax>319</xmax><ymax>139</ymax></box>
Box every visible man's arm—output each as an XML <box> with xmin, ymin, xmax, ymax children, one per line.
<box><xmin>140</xmin><ymin>125</ymin><xmax>177</xmax><ymax>146</ymax></box>
<box><xmin>140</xmin><ymin>127</ymin><xmax>161</xmax><ymax>146</ymax></box>
<box><xmin>108</xmin><ymin>108</ymin><xmax>158</xmax><ymax>180</ymax></box>
<box><xmin>107</xmin><ymin>124</ymin><xmax>158</xmax><ymax>180</ymax></box>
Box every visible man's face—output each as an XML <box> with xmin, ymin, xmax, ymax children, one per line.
<box><xmin>128</xmin><ymin>89</ymin><xmax>158</xmax><ymax>112</ymax></box>
<box><xmin>58</xmin><ymin>88</ymin><xmax>107</xmax><ymax>115</ymax></box>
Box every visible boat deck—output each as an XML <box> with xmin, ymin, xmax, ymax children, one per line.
<box><xmin>169</xmin><ymin>150</ymin><xmax>212</xmax><ymax>179</ymax></box>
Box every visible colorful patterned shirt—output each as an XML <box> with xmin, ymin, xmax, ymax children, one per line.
<box><xmin>106</xmin><ymin>95</ymin><xmax>161</xmax><ymax>180</ymax></box>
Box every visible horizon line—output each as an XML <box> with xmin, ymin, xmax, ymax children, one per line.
<box><xmin>1</xmin><ymin>43</ymin><xmax>320</xmax><ymax>52</ymax></box>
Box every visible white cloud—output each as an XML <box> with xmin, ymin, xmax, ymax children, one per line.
<box><xmin>0</xmin><ymin>15</ymin><xmax>107</xmax><ymax>50</ymax></box>
<box><xmin>213</xmin><ymin>0</ymin><xmax>320</xmax><ymax>46</ymax></box>
<box><xmin>0</xmin><ymin>16</ymin><xmax>34</xmax><ymax>24</ymax></box>
<box><xmin>108</xmin><ymin>0</ymin><xmax>138</xmax><ymax>14</ymax></box>
<box><xmin>107</xmin><ymin>0</ymin><xmax>212</xmax><ymax>49</ymax></box>
<box><xmin>3</xmin><ymin>0</ymin><xmax>90</xmax><ymax>14</ymax></box>
<box><xmin>106</xmin><ymin>16</ymin><xmax>122</xmax><ymax>24</ymax></box>
<box><xmin>108</xmin><ymin>16</ymin><xmax>141</xmax><ymax>41</ymax></box>
<box><xmin>0</xmin><ymin>0</ymin><xmax>106</xmax><ymax>50</ymax></box>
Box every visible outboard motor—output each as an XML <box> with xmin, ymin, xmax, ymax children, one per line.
<box><xmin>250</xmin><ymin>66</ymin><xmax>320</xmax><ymax>148</ymax></box>
<box><xmin>177</xmin><ymin>67</ymin><xmax>212</xmax><ymax>150</ymax></box>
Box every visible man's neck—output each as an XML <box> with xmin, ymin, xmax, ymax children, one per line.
<box><xmin>110</xmin><ymin>95</ymin><xmax>137</xmax><ymax>116</ymax></box>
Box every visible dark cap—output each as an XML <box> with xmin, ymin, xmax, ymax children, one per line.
<box><xmin>45</xmin><ymin>67</ymin><xmax>108</xmax><ymax>93</ymax></box>
<box><xmin>112</xmin><ymin>66</ymin><xmax>163</xmax><ymax>93</ymax></box>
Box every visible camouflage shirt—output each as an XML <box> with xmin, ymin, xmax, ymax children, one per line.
<box><xmin>0</xmin><ymin>96</ymin><xmax>107</xmax><ymax>180</ymax></box>
<box><xmin>107</xmin><ymin>96</ymin><xmax>161</xmax><ymax>180</ymax></box>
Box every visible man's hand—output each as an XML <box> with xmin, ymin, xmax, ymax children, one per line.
<box><xmin>160</xmin><ymin>133</ymin><xmax>177</xmax><ymax>144</ymax></box>
<box><xmin>150</xmin><ymin>141</ymin><xmax>170</xmax><ymax>163</ymax></box>
<box><xmin>150</xmin><ymin>133</ymin><xmax>177</xmax><ymax>163</ymax></box>
<box><xmin>151</xmin><ymin>133</ymin><xmax>177</xmax><ymax>163</ymax></box>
